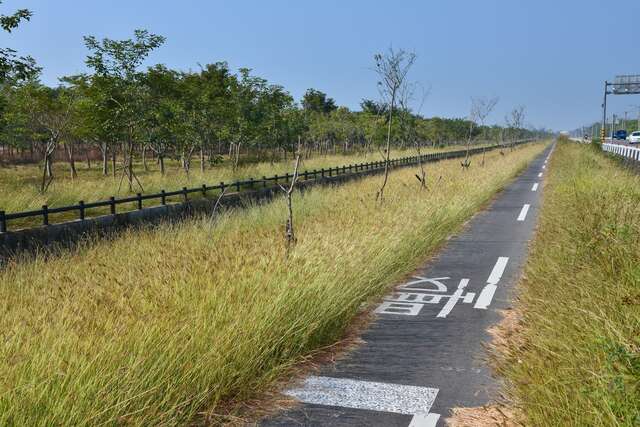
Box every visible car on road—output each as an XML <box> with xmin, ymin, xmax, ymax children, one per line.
<box><xmin>614</xmin><ymin>130</ymin><xmax>628</xmax><ymax>140</ymax></box>
<box><xmin>627</xmin><ymin>131</ymin><xmax>640</xmax><ymax>144</ymax></box>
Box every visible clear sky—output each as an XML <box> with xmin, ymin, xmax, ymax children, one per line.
<box><xmin>3</xmin><ymin>0</ymin><xmax>640</xmax><ymax>131</ymax></box>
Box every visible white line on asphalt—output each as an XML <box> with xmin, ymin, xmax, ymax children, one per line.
<box><xmin>474</xmin><ymin>257</ymin><xmax>509</xmax><ymax>309</ymax></box>
<box><xmin>542</xmin><ymin>165</ymin><xmax>546</xmax><ymax>169</ymax></box>
<box><xmin>517</xmin><ymin>204</ymin><xmax>530</xmax><ymax>221</ymax></box>
<box><xmin>487</xmin><ymin>257</ymin><xmax>509</xmax><ymax>285</ymax></box>
<box><xmin>409</xmin><ymin>413</ymin><xmax>441</xmax><ymax>427</ymax></box>
<box><xmin>538</xmin><ymin>172</ymin><xmax>543</xmax><ymax>177</ymax></box>
<box><xmin>285</xmin><ymin>376</ymin><xmax>439</xmax><ymax>416</ymax></box>
<box><xmin>437</xmin><ymin>278</ymin><xmax>469</xmax><ymax>318</ymax></box>
<box><xmin>531</xmin><ymin>183</ymin><xmax>539</xmax><ymax>192</ymax></box>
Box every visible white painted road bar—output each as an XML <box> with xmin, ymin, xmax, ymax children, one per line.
<box><xmin>474</xmin><ymin>256</ymin><xmax>509</xmax><ymax>310</ymax></box>
<box><xmin>286</xmin><ymin>376</ymin><xmax>440</xmax><ymax>423</ymax></box>
<box><xmin>531</xmin><ymin>183</ymin><xmax>538</xmax><ymax>192</ymax></box>
<box><xmin>517</xmin><ymin>204</ymin><xmax>530</xmax><ymax>221</ymax></box>
<box><xmin>538</xmin><ymin>172</ymin><xmax>543</xmax><ymax>177</ymax></box>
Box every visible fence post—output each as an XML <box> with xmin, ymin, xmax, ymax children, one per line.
<box><xmin>110</xmin><ymin>197</ymin><xmax>116</xmax><ymax>215</ymax></box>
<box><xmin>79</xmin><ymin>200</ymin><xmax>85</xmax><ymax>220</ymax></box>
<box><xmin>0</xmin><ymin>210</ymin><xmax>6</xmax><ymax>233</ymax></box>
<box><xmin>321</xmin><ymin>168</ymin><xmax>325</xmax><ymax>178</ymax></box>
<box><xmin>42</xmin><ymin>205</ymin><xmax>49</xmax><ymax>226</ymax></box>
<box><xmin>182</xmin><ymin>187</ymin><xmax>188</xmax><ymax>203</ymax></box>
<box><xmin>161</xmin><ymin>190</ymin><xmax>166</xmax><ymax>205</ymax></box>
<box><xmin>249</xmin><ymin>178</ymin><xmax>254</xmax><ymax>189</ymax></box>
<box><xmin>262</xmin><ymin>176</ymin><xmax>267</xmax><ymax>188</ymax></box>
<box><xmin>202</xmin><ymin>184</ymin><xmax>207</xmax><ymax>197</ymax></box>
<box><xmin>137</xmin><ymin>193</ymin><xmax>143</xmax><ymax>210</ymax></box>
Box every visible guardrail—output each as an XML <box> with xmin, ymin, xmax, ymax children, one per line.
<box><xmin>0</xmin><ymin>140</ymin><xmax>534</xmax><ymax>234</ymax></box>
<box><xmin>602</xmin><ymin>142</ymin><xmax>640</xmax><ymax>160</ymax></box>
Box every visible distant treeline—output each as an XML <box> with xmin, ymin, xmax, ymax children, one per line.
<box><xmin>0</xmin><ymin>30</ymin><xmax>549</xmax><ymax>188</ymax></box>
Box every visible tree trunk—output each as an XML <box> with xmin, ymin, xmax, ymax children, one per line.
<box><xmin>142</xmin><ymin>144</ymin><xmax>148</xmax><ymax>171</ymax></box>
<box><xmin>377</xmin><ymin>89</ymin><xmax>396</xmax><ymax>202</ymax></box>
<box><xmin>159</xmin><ymin>154</ymin><xmax>165</xmax><ymax>175</ymax></box>
<box><xmin>200</xmin><ymin>143</ymin><xmax>205</xmax><ymax>173</ymax></box>
<box><xmin>101</xmin><ymin>143</ymin><xmax>108</xmax><ymax>176</ymax></box>
<box><xmin>66</xmin><ymin>143</ymin><xmax>77</xmax><ymax>180</ymax></box>
<box><xmin>112</xmin><ymin>149</ymin><xmax>116</xmax><ymax>178</ymax></box>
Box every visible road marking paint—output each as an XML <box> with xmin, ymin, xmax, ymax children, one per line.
<box><xmin>486</xmin><ymin>257</ymin><xmax>509</xmax><ymax>285</ymax></box>
<box><xmin>409</xmin><ymin>412</ymin><xmax>441</xmax><ymax>427</ymax></box>
<box><xmin>474</xmin><ymin>284</ymin><xmax>496</xmax><ymax>310</ymax></box>
<box><xmin>285</xmin><ymin>376</ymin><xmax>439</xmax><ymax>416</ymax></box>
<box><xmin>538</xmin><ymin>172</ymin><xmax>543</xmax><ymax>177</ymax></box>
<box><xmin>517</xmin><ymin>204</ymin><xmax>530</xmax><ymax>221</ymax></box>
<box><xmin>542</xmin><ymin>165</ymin><xmax>546</xmax><ymax>169</ymax></box>
<box><xmin>375</xmin><ymin>301</ymin><xmax>423</xmax><ymax>316</ymax></box>
<box><xmin>531</xmin><ymin>183</ymin><xmax>538</xmax><ymax>191</ymax></box>
<box><xmin>474</xmin><ymin>257</ymin><xmax>509</xmax><ymax>309</ymax></box>
<box><xmin>437</xmin><ymin>279</ymin><xmax>469</xmax><ymax>318</ymax></box>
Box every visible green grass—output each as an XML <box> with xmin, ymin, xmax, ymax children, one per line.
<box><xmin>0</xmin><ymin>145</ymin><xmax>472</xmax><ymax>229</ymax></box>
<box><xmin>500</xmin><ymin>142</ymin><xmax>640</xmax><ymax>426</ymax></box>
<box><xmin>0</xmin><ymin>142</ymin><xmax>546</xmax><ymax>425</ymax></box>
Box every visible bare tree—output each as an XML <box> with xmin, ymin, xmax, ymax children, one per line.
<box><xmin>373</xmin><ymin>47</ymin><xmax>416</xmax><ymax>201</ymax></box>
<box><xmin>505</xmin><ymin>106</ymin><xmax>525</xmax><ymax>150</ymax></box>
<box><xmin>462</xmin><ymin>96</ymin><xmax>498</xmax><ymax>168</ymax></box>
<box><xmin>398</xmin><ymin>81</ymin><xmax>431</xmax><ymax>189</ymax></box>
<box><xmin>278</xmin><ymin>154</ymin><xmax>301</xmax><ymax>251</ymax></box>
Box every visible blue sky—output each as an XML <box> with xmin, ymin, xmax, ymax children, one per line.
<box><xmin>4</xmin><ymin>0</ymin><xmax>640</xmax><ymax>130</ymax></box>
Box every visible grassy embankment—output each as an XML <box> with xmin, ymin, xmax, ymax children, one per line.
<box><xmin>500</xmin><ymin>142</ymin><xmax>640</xmax><ymax>426</ymax></box>
<box><xmin>0</xmin><ymin>145</ymin><xmax>473</xmax><ymax>229</ymax></box>
<box><xmin>0</xmin><ymin>142</ymin><xmax>546</xmax><ymax>425</ymax></box>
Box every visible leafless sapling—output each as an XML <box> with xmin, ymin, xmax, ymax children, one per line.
<box><xmin>373</xmin><ymin>47</ymin><xmax>416</xmax><ymax>201</ymax></box>
<box><xmin>278</xmin><ymin>154</ymin><xmax>301</xmax><ymax>250</ymax></box>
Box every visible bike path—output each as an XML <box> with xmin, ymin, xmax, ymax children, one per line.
<box><xmin>262</xmin><ymin>145</ymin><xmax>553</xmax><ymax>426</ymax></box>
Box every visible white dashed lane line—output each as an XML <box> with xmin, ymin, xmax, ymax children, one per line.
<box><xmin>538</xmin><ymin>172</ymin><xmax>543</xmax><ymax>178</ymax></box>
<box><xmin>474</xmin><ymin>256</ymin><xmax>509</xmax><ymax>310</ymax></box>
<box><xmin>517</xmin><ymin>204</ymin><xmax>530</xmax><ymax>221</ymax></box>
<box><xmin>531</xmin><ymin>183</ymin><xmax>538</xmax><ymax>192</ymax></box>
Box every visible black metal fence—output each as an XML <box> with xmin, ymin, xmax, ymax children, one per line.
<box><xmin>0</xmin><ymin>141</ymin><xmax>533</xmax><ymax>233</ymax></box>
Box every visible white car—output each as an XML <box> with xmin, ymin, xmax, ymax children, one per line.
<box><xmin>628</xmin><ymin>131</ymin><xmax>640</xmax><ymax>144</ymax></box>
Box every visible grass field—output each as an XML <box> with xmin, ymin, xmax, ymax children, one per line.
<box><xmin>0</xmin><ymin>141</ymin><xmax>545</xmax><ymax>425</ymax></box>
<box><xmin>499</xmin><ymin>142</ymin><xmax>640</xmax><ymax>426</ymax></box>
<box><xmin>0</xmin><ymin>146</ymin><xmax>474</xmax><ymax>214</ymax></box>
<box><xmin>0</xmin><ymin>146</ymin><xmax>478</xmax><ymax>229</ymax></box>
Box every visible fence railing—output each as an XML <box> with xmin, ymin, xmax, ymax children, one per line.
<box><xmin>0</xmin><ymin>140</ymin><xmax>533</xmax><ymax>233</ymax></box>
<box><xmin>602</xmin><ymin>142</ymin><xmax>640</xmax><ymax>161</ymax></box>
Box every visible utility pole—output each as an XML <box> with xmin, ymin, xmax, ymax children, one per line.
<box><xmin>624</xmin><ymin>111</ymin><xmax>628</xmax><ymax>131</ymax></box>
<box><xmin>611</xmin><ymin>114</ymin><xmax>616</xmax><ymax>140</ymax></box>
<box><xmin>601</xmin><ymin>80</ymin><xmax>608</xmax><ymax>142</ymax></box>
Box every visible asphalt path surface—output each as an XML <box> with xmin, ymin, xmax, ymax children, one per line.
<box><xmin>262</xmin><ymin>145</ymin><xmax>554</xmax><ymax>426</ymax></box>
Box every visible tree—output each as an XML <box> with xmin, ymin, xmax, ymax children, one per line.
<box><xmin>0</xmin><ymin>1</ymin><xmax>39</xmax><ymax>82</ymax></box>
<box><xmin>373</xmin><ymin>47</ymin><xmax>416</xmax><ymax>201</ymax></box>
<box><xmin>302</xmin><ymin>88</ymin><xmax>337</xmax><ymax>114</ymax></box>
<box><xmin>19</xmin><ymin>82</ymin><xmax>76</xmax><ymax>191</ymax></box>
<box><xmin>462</xmin><ymin>96</ymin><xmax>498</xmax><ymax>168</ymax></box>
<box><xmin>84</xmin><ymin>29</ymin><xmax>165</xmax><ymax>191</ymax></box>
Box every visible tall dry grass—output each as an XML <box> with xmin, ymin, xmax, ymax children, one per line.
<box><xmin>500</xmin><ymin>142</ymin><xmax>640</xmax><ymax>426</ymax></box>
<box><xmin>0</xmin><ymin>142</ymin><xmax>546</xmax><ymax>425</ymax></box>
<box><xmin>0</xmin><ymin>147</ymin><xmax>467</xmax><ymax>215</ymax></box>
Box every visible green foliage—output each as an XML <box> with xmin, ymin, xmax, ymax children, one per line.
<box><xmin>0</xmin><ymin>1</ymin><xmax>39</xmax><ymax>82</ymax></box>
